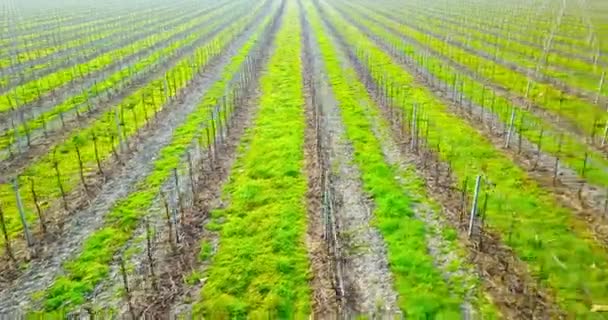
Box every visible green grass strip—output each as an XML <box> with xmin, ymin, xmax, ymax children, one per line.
<box><xmin>193</xmin><ymin>2</ymin><xmax>311</xmax><ymax>317</ymax></box>
<box><xmin>40</xmin><ymin>6</ymin><xmax>275</xmax><ymax>311</ymax></box>
<box><xmin>323</xmin><ymin>3</ymin><xmax>608</xmax><ymax>317</ymax></box>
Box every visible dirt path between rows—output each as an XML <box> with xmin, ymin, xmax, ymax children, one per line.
<box><xmin>299</xmin><ymin>2</ymin><xmax>339</xmax><ymax>317</ymax></box>
<box><xmin>302</xmin><ymin>5</ymin><xmax>399</xmax><ymax>316</ymax></box>
<box><xmin>331</xmin><ymin>31</ymin><xmax>484</xmax><ymax>320</ymax></box>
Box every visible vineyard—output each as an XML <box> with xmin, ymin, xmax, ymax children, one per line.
<box><xmin>0</xmin><ymin>0</ymin><xmax>607</xmax><ymax>317</ymax></box>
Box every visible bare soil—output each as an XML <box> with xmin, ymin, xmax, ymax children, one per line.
<box><xmin>299</xmin><ymin>3</ymin><xmax>339</xmax><ymax>316</ymax></box>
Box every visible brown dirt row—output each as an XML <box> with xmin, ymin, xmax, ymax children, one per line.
<box><xmin>299</xmin><ymin>1</ymin><xmax>339</xmax><ymax>316</ymax></box>
<box><xmin>302</xmin><ymin>1</ymin><xmax>402</xmax><ymax>316</ymax></box>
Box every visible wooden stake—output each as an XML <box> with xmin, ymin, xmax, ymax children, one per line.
<box><xmin>553</xmin><ymin>157</ymin><xmax>560</xmax><ymax>186</ymax></box>
<box><xmin>41</xmin><ymin>113</ymin><xmax>48</xmax><ymax>138</ymax></box>
<box><xmin>479</xmin><ymin>193</ymin><xmax>488</xmax><ymax>250</ymax></box>
<box><xmin>114</xmin><ymin>108</ymin><xmax>124</xmax><ymax>153</ymax></box>
<box><xmin>187</xmin><ymin>152</ymin><xmax>196</xmax><ymax>200</ymax></box>
<box><xmin>210</xmin><ymin>113</ymin><xmax>217</xmax><ymax>156</ymax></box>
<box><xmin>52</xmin><ymin>152</ymin><xmax>68</xmax><ymax>211</ymax></box>
<box><xmin>460</xmin><ymin>177</ymin><xmax>469</xmax><ymax>223</ymax></box>
<box><xmin>582</xmin><ymin>152</ymin><xmax>589</xmax><ymax>178</ymax></box>
<box><xmin>505</xmin><ymin>107</ymin><xmax>516</xmax><ymax>148</ymax></box>
<box><xmin>206</xmin><ymin>126</ymin><xmax>213</xmax><ymax>163</ymax></box>
<box><xmin>119</xmin><ymin>257</ymin><xmax>136</xmax><ymax>319</ymax></box>
<box><xmin>74</xmin><ymin>143</ymin><xmax>88</xmax><ymax>193</ymax></box>
<box><xmin>595</xmin><ymin>71</ymin><xmax>605</xmax><ymax>105</ymax></box>
<box><xmin>533</xmin><ymin>127</ymin><xmax>545</xmax><ymax>170</ymax></box>
<box><xmin>12</xmin><ymin>179</ymin><xmax>33</xmax><ymax>247</ymax></box>
<box><xmin>92</xmin><ymin>132</ymin><xmax>103</xmax><ymax>176</ymax></box>
<box><xmin>0</xmin><ymin>202</ymin><xmax>15</xmax><ymax>261</ymax></box>
<box><xmin>162</xmin><ymin>193</ymin><xmax>173</xmax><ymax>246</ymax></box>
<box><xmin>517</xmin><ymin>114</ymin><xmax>524</xmax><ymax>153</ymax></box>
<box><xmin>110</xmin><ymin>134</ymin><xmax>119</xmax><ymax>162</ymax></box>
<box><xmin>59</xmin><ymin>111</ymin><xmax>65</xmax><ymax>129</ymax></box>
<box><xmin>411</xmin><ymin>103</ymin><xmax>418</xmax><ymax>152</ymax></box>
<box><xmin>468</xmin><ymin>175</ymin><xmax>482</xmax><ymax>238</ymax></box>
<box><xmin>173</xmin><ymin>168</ymin><xmax>183</xmax><ymax>221</ymax></box>
<box><xmin>172</xmin><ymin>206</ymin><xmax>180</xmax><ymax>244</ymax></box>
<box><xmin>601</xmin><ymin>119</ymin><xmax>608</xmax><ymax>146</ymax></box>
<box><xmin>29</xmin><ymin>178</ymin><xmax>46</xmax><ymax>234</ymax></box>
<box><xmin>145</xmin><ymin>218</ymin><xmax>156</xmax><ymax>290</ymax></box>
